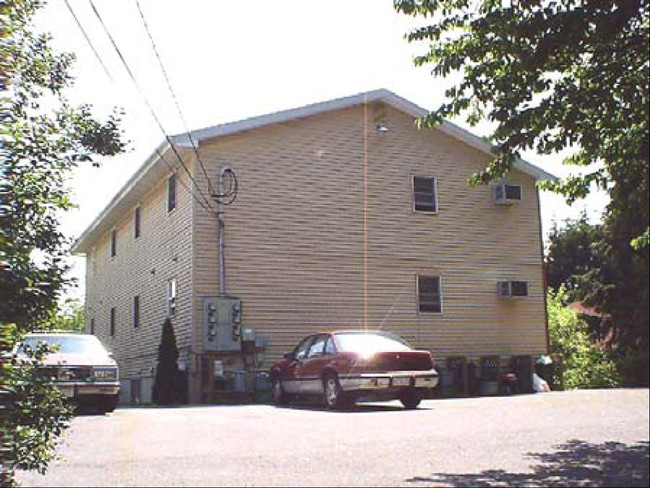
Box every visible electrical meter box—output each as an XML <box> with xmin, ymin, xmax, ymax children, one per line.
<box><xmin>203</xmin><ymin>297</ymin><xmax>242</xmax><ymax>352</ymax></box>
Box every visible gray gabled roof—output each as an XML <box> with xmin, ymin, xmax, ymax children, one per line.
<box><xmin>72</xmin><ymin>89</ymin><xmax>556</xmax><ymax>254</ymax></box>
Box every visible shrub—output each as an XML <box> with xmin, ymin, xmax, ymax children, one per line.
<box><xmin>548</xmin><ymin>288</ymin><xmax>621</xmax><ymax>389</ymax></box>
<box><xmin>151</xmin><ymin>319</ymin><xmax>185</xmax><ymax>405</ymax></box>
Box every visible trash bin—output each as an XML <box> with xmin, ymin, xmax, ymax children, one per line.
<box><xmin>253</xmin><ymin>372</ymin><xmax>271</xmax><ymax>403</ymax></box>
<box><xmin>447</xmin><ymin>356</ymin><xmax>467</xmax><ymax>396</ymax></box>
<box><xmin>467</xmin><ymin>361</ymin><xmax>479</xmax><ymax>396</ymax></box>
<box><xmin>479</xmin><ymin>356</ymin><xmax>500</xmax><ymax>396</ymax></box>
<box><xmin>230</xmin><ymin>370</ymin><xmax>246</xmax><ymax>392</ymax></box>
<box><xmin>511</xmin><ymin>355</ymin><xmax>533</xmax><ymax>393</ymax></box>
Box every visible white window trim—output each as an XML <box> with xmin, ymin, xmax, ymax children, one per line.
<box><xmin>416</xmin><ymin>274</ymin><xmax>444</xmax><ymax>315</ymax></box>
<box><xmin>167</xmin><ymin>278</ymin><xmax>177</xmax><ymax>316</ymax></box>
<box><xmin>411</xmin><ymin>174</ymin><xmax>440</xmax><ymax>214</ymax></box>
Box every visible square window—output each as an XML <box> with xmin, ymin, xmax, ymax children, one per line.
<box><xmin>418</xmin><ymin>276</ymin><xmax>442</xmax><ymax>313</ymax></box>
<box><xmin>413</xmin><ymin>176</ymin><xmax>438</xmax><ymax>213</ymax></box>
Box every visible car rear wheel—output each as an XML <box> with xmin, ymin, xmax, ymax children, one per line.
<box><xmin>323</xmin><ymin>373</ymin><xmax>346</xmax><ymax>410</ymax></box>
<box><xmin>399</xmin><ymin>389</ymin><xmax>422</xmax><ymax>409</ymax></box>
<box><xmin>271</xmin><ymin>377</ymin><xmax>288</xmax><ymax>405</ymax></box>
<box><xmin>100</xmin><ymin>394</ymin><xmax>119</xmax><ymax>414</ymax></box>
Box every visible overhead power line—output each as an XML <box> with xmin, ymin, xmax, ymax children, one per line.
<box><xmin>63</xmin><ymin>0</ymin><xmax>114</xmax><ymax>83</ymax></box>
<box><xmin>86</xmin><ymin>0</ymin><xmax>216</xmax><ymax>213</ymax></box>
<box><xmin>63</xmin><ymin>0</ymin><xmax>214</xmax><ymax>214</ymax></box>
<box><xmin>132</xmin><ymin>0</ymin><xmax>215</xmax><ymax>197</ymax></box>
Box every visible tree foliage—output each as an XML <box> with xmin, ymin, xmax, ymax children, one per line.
<box><xmin>546</xmin><ymin>216</ymin><xmax>649</xmax><ymax>385</ymax></box>
<box><xmin>395</xmin><ymin>0</ymin><xmax>649</xmax><ymax>248</ymax></box>
<box><xmin>548</xmin><ymin>288</ymin><xmax>620</xmax><ymax>389</ymax></box>
<box><xmin>396</xmin><ymin>0</ymin><xmax>649</xmax><ymax>385</ymax></box>
<box><xmin>152</xmin><ymin>319</ymin><xmax>186</xmax><ymax>405</ymax></box>
<box><xmin>546</xmin><ymin>214</ymin><xmax>603</xmax><ymax>296</ymax></box>
<box><xmin>0</xmin><ymin>0</ymin><xmax>125</xmax><ymax>482</ymax></box>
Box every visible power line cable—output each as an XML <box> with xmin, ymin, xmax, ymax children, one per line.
<box><xmin>63</xmin><ymin>0</ymin><xmax>215</xmax><ymax>214</ymax></box>
<box><xmin>63</xmin><ymin>0</ymin><xmax>114</xmax><ymax>83</ymax></box>
<box><xmin>132</xmin><ymin>0</ymin><xmax>215</xmax><ymax>197</ymax></box>
<box><xmin>87</xmin><ymin>0</ymin><xmax>216</xmax><ymax>213</ymax></box>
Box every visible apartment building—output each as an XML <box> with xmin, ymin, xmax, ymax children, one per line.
<box><xmin>72</xmin><ymin>89</ymin><xmax>555</xmax><ymax>403</ymax></box>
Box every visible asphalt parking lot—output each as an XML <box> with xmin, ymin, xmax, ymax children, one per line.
<box><xmin>17</xmin><ymin>389</ymin><xmax>649</xmax><ymax>487</ymax></box>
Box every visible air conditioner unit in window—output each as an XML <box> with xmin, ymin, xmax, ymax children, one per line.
<box><xmin>493</xmin><ymin>184</ymin><xmax>522</xmax><ymax>204</ymax></box>
<box><xmin>498</xmin><ymin>281</ymin><xmax>529</xmax><ymax>298</ymax></box>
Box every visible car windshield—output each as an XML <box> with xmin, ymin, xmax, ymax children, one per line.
<box><xmin>335</xmin><ymin>333</ymin><xmax>412</xmax><ymax>354</ymax></box>
<box><xmin>19</xmin><ymin>335</ymin><xmax>109</xmax><ymax>356</ymax></box>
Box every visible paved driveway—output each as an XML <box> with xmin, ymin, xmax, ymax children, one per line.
<box><xmin>17</xmin><ymin>389</ymin><xmax>649</xmax><ymax>487</ymax></box>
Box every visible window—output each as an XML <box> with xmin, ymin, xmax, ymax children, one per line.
<box><xmin>133</xmin><ymin>295</ymin><xmax>140</xmax><ymax>328</ymax></box>
<box><xmin>110</xmin><ymin>229</ymin><xmax>117</xmax><ymax>257</ymax></box>
<box><xmin>335</xmin><ymin>332</ymin><xmax>411</xmax><ymax>353</ymax></box>
<box><xmin>90</xmin><ymin>318</ymin><xmax>95</xmax><ymax>335</ymax></box>
<box><xmin>324</xmin><ymin>336</ymin><xmax>337</xmax><ymax>355</ymax></box>
<box><xmin>134</xmin><ymin>207</ymin><xmax>141</xmax><ymax>238</ymax></box>
<box><xmin>307</xmin><ymin>335</ymin><xmax>327</xmax><ymax>358</ymax></box>
<box><xmin>91</xmin><ymin>248</ymin><xmax>97</xmax><ymax>276</ymax></box>
<box><xmin>110</xmin><ymin>307</ymin><xmax>116</xmax><ymax>336</ymax></box>
<box><xmin>167</xmin><ymin>279</ymin><xmax>177</xmax><ymax>316</ymax></box>
<box><xmin>293</xmin><ymin>336</ymin><xmax>314</xmax><ymax>361</ymax></box>
<box><xmin>498</xmin><ymin>281</ymin><xmax>529</xmax><ymax>298</ymax></box>
<box><xmin>493</xmin><ymin>183</ymin><xmax>522</xmax><ymax>204</ymax></box>
<box><xmin>167</xmin><ymin>174</ymin><xmax>176</xmax><ymax>212</ymax></box>
<box><xmin>418</xmin><ymin>276</ymin><xmax>442</xmax><ymax>313</ymax></box>
<box><xmin>413</xmin><ymin>176</ymin><xmax>438</xmax><ymax>213</ymax></box>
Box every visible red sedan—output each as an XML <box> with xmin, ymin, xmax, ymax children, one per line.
<box><xmin>269</xmin><ymin>330</ymin><xmax>439</xmax><ymax>409</ymax></box>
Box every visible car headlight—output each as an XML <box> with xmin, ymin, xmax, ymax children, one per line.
<box><xmin>93</xmin><ymin>367</ymin><xmax>118</xmax><ymax>381</ymax></box>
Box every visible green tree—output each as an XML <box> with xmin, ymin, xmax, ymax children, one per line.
<box><xmin>44</xmin><ymin>299</ymin><xmax>85</xmax><ymax>333</ymax></box>
<box><xmin>396</xmin><ymin>0</ymin><xmax>649</xmax><ymax>384</ymax></box>
<box><xmin>0</xmin><ymin>0</ymin><xmax>125</xmax><ymax>483</ymax></box>
<box><xmin>546</xmin><ymin>215</ymin><xmax>603</xmax><ymax>297</ymax></box>
<box><xmin>548</xmin><ymin>288</ymin><xmax>620</xmax><ymax>389</ymax></box>
<box><xmin>545</xmin><ymin>216</ymin><xmax>649</xmax><ymax>384</ymax></box>
<box><xmin>394</xmin><ymin>0</ymin><xmax>649</xmax><ymax>247</ymax></box>
<box><xmin>152</xmin><ymin>319</ymin><xmax>185</xmax><ymax>405</ymax></box>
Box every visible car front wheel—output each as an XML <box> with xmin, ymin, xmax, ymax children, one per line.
<box><xmin>271</xmin><ymin>377</ymin><xmax>288</xmax><ymax>405</ymax></box>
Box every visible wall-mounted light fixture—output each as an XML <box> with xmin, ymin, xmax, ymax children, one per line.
<box><xmin>376</xmin><ymin>121</ymin><xmax>389</xmax><ymax>133</ymax></box>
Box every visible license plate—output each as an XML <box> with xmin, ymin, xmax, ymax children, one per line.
<box><xmin>59</xmin><ymin>386</ymin><xmax>74</xmax><ymax>398</ymax></box>
<box><xmin>393</xmin><ymin>377</ymin><xmax>410</xmax><ymax>387</ymax></box>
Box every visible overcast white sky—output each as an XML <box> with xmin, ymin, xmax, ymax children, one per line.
<box><xmin>35</xmin><ymin>0</ymin><xmax>607</xmax><ymax>302</ymax></box>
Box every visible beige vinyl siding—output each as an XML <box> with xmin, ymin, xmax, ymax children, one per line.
<box><xmin>85</xmin><ymin>165</ymin><xmax>195</xmax><ymax>380</ymax></box>
<box><xmin>192</xmin><ymin>104</ymin><xmax>547</xmax><ymax>366</ymax></box>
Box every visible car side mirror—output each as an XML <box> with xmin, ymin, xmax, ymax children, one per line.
<box><xmin>283</xmin><ymin>352</ymin><xmax>294</xmax><ymax>360</ymax></box>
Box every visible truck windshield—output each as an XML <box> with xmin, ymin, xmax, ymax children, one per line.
<box><xmin>335</xmin><ymin>333</ymin><xmax>412</xmax><ymax>354</ymax></box>
<box><xmin>20</xmin><ymin>335</ymin><xmax>109</xmax><ymax>356</ymax></box>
